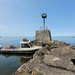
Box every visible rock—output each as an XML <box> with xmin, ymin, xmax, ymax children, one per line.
<box><xmin>13</xmin><ymin>40</ymin><xmax>75</xmax><ymax>75</ymax></box>
<box><xmin>33</xmin><ymin>40</ymin><xmax>42</xmax><ymax>46</ymax></box>
<box><xmin>72</xmin><ymin>46</ymin><xmax>75</xmax><ymax>50</ymax></box>
<box><xmin>51</xmin><ymin>40</ymin><xmax>68</xmax><ymax>48</ymax></box>
<box><xmin>50</xmin><ymin>46</ymin><xmax>75</xmax><ymax>59</ymax></box>
<box><xmin>43</xmin><ymin>55</ymin><xmax>75</xmax><ymax>71</ymax></box>
<box><xmin>13</xmin><ymin>55</ymin><xmax>75</xmax><ymax>75</ymax></box>
<box><xmin>33</xmin><ymin>45</ymin><xmax>51</xmax><ymax>57</ymax></box>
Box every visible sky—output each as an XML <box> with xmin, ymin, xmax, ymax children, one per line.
<box><xmin>0</xmin><ymin>0</ymin><xmax>75</xmax><ymax>36</ymax></box>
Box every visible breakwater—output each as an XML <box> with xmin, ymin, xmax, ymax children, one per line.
<box><xmin>13</xmin><ymin>40</ymin><xmax>75</xmax><ymax>75</ymax></box>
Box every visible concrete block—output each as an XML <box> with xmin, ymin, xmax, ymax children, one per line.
<box><xmin>36</xmin><ymin>30</ymin><xmax>52</xmax><ymax>43</ymax></box>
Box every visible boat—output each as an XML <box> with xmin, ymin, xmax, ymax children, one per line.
<box><xmin>0</xmin><ymin>39</ymin><xmax>42</xmax><ymax>54</ymax></box>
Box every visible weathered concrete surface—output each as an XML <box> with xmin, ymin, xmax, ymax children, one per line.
<box><xmin>13</xmin><ymin>40</ymin><xmax>75</xmax><ymax>75</ymax></box>
<box><xmin>36</xmin><ymin>30</ymin><xmax>52</xmax><ymax>43</ymax></box>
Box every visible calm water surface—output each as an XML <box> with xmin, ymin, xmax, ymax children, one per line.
<box><xmin>0</xmin><ymin>36</ymin><xmax>75</xmax><ymax>75</ymax></box>
<box><xmin>0</xmin><ymin>36</ymin><xmax>34</xmax><ymax>75</ymax></box>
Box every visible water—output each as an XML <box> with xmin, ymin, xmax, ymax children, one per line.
<box><xmin>0</xmin><ymin>55</ymin><xmax>20</xmax><ymax>75</ymax></box>
<box><xmin>0</xmin><ymin>36</ymin><xmax>75</xmax><ymax>75</ymax></box>
<box><xmin>0</xmin><ymin>36</ymin><xmax>34</xmax><ymax>75</ymax></box>
<box><xmin>0</xmin><ymin>36</ymin><xmax>35</xmax><ymax>47</ymax></box>
<box><xmin>0</xmin><ymin>54</ymin><xmax>32</xmax><ymax>75</ymax></box>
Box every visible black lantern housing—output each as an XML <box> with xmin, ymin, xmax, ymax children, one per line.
<box><xmin>42</xmin><ymin>13</ymin><xmax>47</xmax><ymax>18</ymax></box>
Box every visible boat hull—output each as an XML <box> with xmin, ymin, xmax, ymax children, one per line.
<box><xmin>0</xmin><ymin>49</ymin><xmax>38</xmax><ymax>54</ymax></box>
<box><xmin>0</xmin><ymin>46</ymin><xmax>42</xmax><ymax>54</ymax></box>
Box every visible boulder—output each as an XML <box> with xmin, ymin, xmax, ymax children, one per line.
<box><xmin>33</xmin><ymin>45</ymin><xmax>51</xmax><ymax>57</ymax></box>
<box><xmin>50</xmin><ymin>40</ymin><xmax>68</xmax><ymax>48</ymax></box>
<box><xmin>43</xmin><ymin>55</ymin><xmax>75</xmax><ymax>71</ymax></box>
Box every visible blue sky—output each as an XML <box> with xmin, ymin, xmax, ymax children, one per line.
<box><xmin>0</xmin><ymin>0</ymin><xmax>75</xmax><ymax>36</ymax></box>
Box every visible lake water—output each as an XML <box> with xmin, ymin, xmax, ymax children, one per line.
<box><xmin>0</xmin><ymin>36</ymin><xmax>75</xmax><ymax>75</ymax></box>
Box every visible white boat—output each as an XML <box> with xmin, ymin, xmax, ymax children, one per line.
<box><xmin>0</xmin><ymin>40</ymin><xmax>42</xmax><ymax>54</ymax></box>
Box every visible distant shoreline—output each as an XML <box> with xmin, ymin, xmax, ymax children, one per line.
<box><xmin>72</xmin><ymin>36</ymin><xmax>75</xmax><ymax>38</ymax></box>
